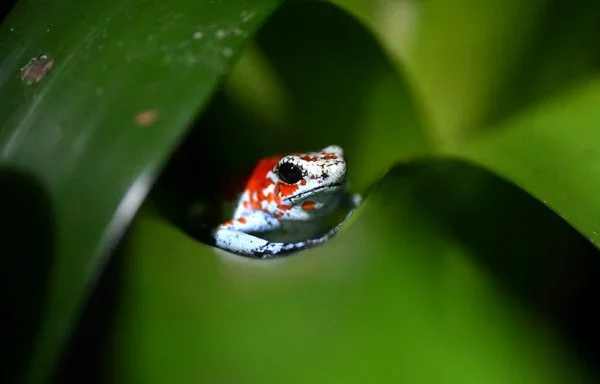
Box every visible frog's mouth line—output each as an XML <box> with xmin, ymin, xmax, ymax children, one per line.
<box><xmin>284</xmin><ymin>182</ymin><xmax>345</xmax><ymax>203</ymax></box>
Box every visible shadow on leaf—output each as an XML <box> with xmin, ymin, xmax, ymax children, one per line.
<box><xmin>376</xmin><ymin>159</ymin><xmax>600</xmax><ymax>372</ymax></box>
<box><xmin>0</xmin><ymin>168</ymin><xmax>55</xmax><ymax>383</ymax></box>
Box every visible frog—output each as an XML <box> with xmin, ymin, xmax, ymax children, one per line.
<box><xmin>211</xmin><ymin>145</ymin><xmax>361</xmax><ymax>258</ymax></box>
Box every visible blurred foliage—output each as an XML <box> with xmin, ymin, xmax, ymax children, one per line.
<box><xmin>1</xmin><ymin>0</ymin><xmax>600</xmax><ymax>383</ymax></box>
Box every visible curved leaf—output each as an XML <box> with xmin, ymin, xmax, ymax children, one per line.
<box><xmin>0</xmin><ymin>0</ymin><xmax>282</xmax><ymax>381</ymax></box>
<box><xmin>111</xmin><ymin>160</ymin><xmax>596</xmax><ymax>383</ymax></box>
<box><xmin>457</xmin><ymin>78</ymin><xmax>600</xmax><ymax>249</ymax></box>
<box><xmin>405</xmin><ymin>0</ymin><xmax>547</xmax><ymax>146</ymax></box>
<box><xmin>404</xmin><ymin>0</ymin><xmax>600</xmax><ymax>147</ymax></box>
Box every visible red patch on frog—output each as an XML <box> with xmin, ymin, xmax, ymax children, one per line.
<box><xmin>244</xmin><ymin>155</ymin><xmax>281</xmax><ymax>209</ymax></box>
<box><xmin>302</xmin><ymin>201</ymin><xmax>316</xmax><ymax>211</ymax></box>
<box><xmin>276</xmin><ymin>182</ymin><xmax>299</xmax><ymax>197</ymax></box>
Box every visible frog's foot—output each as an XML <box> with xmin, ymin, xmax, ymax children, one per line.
<box><xmin>213</xmin><ymin>224</ymin><xmax>342</xmax><ymax>259</ymax></box>
<box><xmin>256</xmin><ymin>224</ymin><xmax>343</xmax><ymax>259</ymax></box>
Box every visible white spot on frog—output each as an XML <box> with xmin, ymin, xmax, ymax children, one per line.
<box><xmin>192</xmin><ymin>31</ymin><xmax>204</xmax><ymax>39</ymax></box>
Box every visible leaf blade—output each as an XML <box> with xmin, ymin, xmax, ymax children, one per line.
<box><xmin>456</xmin><ymin>78</ymin><xmax>600</xmax><ymax>248</ymax></box>
<box><xmin>0</xmin><ymin>0</ymin><xmax>282</xmax><ymax>381</ymax></box>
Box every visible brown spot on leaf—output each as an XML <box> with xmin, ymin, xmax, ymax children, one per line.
<box><xmin>135</xmin><ymin>109</ymin><xmax>159</xmax><ymax>126</ymax></box>
<box><xmin>20</xmin><ymin>54</ymin><xmax>54</xmax><ymax>85</ymax></box>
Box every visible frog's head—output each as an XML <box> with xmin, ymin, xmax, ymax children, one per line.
<box><xmin>271</xmin><ymin>145</ymin><xmax>347</xmax><ymax>220</ymax></box>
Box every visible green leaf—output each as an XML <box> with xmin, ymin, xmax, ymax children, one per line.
<box><xmin>457</xmin><ymin>78</ymin><xmax>600</xmax><ymax>249</ymax></box>
<box><xmin>405</xmin><ymin>0</ymin><xmax>547</xmax><ymax>146</ymax></box>
<box><xmin>0</xmin><ymin>0</ymin><xmax>282</xmax><ymax>381</ymax></box>
<box><xmin>482</xmin><ymin>2</ymin><xmax>600</xmax><ymax>126</ymax></box>
<box><xmin>404</xmin><ymin>0</ymin><xmax>600</xmax><ymax>148</ymax></box>
<box><xmin>101</xmin><ymin>4</ymin><xmax>600</xmax><ymax>375</ymax></box>
<box><xmin>111</xmin><ymin>160</ymin><xmax>594</xmax><ymax>383</ymax></box>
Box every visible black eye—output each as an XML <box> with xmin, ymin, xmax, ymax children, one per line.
<box><xmin>278</xmin><ymin>162</ymin><xmax>303</xmax><ymax>184</ymax></box>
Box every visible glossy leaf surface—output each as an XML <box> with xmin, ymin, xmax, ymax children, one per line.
<box><xmin>0</xmin><ymin>0</ymin><xmax>280</xmax><ymax>381</ymax></box>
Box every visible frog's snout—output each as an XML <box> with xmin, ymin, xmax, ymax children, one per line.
<box><xmin>322</xmin><ymin>145</ymin><xmax>343</xmax><ymax>156</ymax></box>
<box><xmin>325</xmin><ymin>160</ymin><xmax>346</xmax><ymax>185</ymax></box>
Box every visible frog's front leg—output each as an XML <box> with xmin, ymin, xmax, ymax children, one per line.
<box><xmin>213</xmin><ymin>228</ymin><xmax>272</xmax><ymax>257</ymax></box>
<box><xmin>212</xmin><ymin>210</ymin><xmax>280</xmax><ymax>257</ymax></box>
<box><xmin>212</xmin><ymin>211</ymin><xmax>342</xmax><ymax>258</ymax></box>
<box><xmin>213</xmin><ymin>225</ymin><xmax>342</xmax><ymax>258</ymax></box>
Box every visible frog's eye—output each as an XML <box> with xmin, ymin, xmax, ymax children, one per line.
<box><xmin>277</xmin><ymin>162</ymin><xmax>303</xmax><ymax>184</ymax></box>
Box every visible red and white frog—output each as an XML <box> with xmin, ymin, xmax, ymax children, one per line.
<box><xmin>212</xmin><ymin>145</ymin><xmax>361</xmax><ymax>258</ymax></box>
